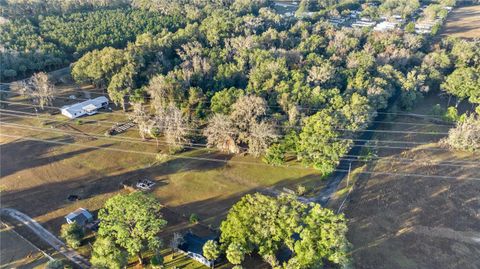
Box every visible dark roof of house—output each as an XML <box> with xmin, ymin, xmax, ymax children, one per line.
<box><xmin>179</xmin><ymin>233</ymin><xmax>218</xmax><ymax>256</ymax></box>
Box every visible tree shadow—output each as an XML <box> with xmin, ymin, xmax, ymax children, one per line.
<box><xmin>0</xmin><ymin>137</ymin><xmax>106</xmax><ymax>178</ymax></box>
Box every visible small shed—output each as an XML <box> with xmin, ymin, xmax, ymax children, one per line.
<box><xmin>65</xmin><ymin>208</ymin><xmax>93</xmax><ymax>226</ymax></box>
<box><xmin>60</xmin><ymin>96</ymin><xmax>109</xmax><ymax>119</ymax></box>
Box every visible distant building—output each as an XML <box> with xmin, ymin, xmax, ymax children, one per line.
<box><xmin>60</xmin><ymin>96</ymin><xmax>108</xmax><ymax>119</ymax></box>
<box><xmin>179</xmin><ymin>232</ymin><xmax>219</xmax><ymax>267</ymax></box>
<box><xmin>374</xmin><ymin>21</ymin><xmax>398</xmax><ymax>32</ymax></box>
<box><xmin>65</xmin><ymin>208</ymin><xmax>93</xmax><ymax>226</ymax></box>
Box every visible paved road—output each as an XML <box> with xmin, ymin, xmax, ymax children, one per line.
<box><xmin>0</xmin><ymin>208</ymin><xmax>90</xmax><ymax>269</ymax></box>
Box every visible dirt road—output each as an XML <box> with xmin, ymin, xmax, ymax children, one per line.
<box><xmin>0</xmin><ymin>208</ymin><xmax>90</xmax><ymax>269</ymax></box>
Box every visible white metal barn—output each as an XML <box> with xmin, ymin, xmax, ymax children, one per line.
<box><xmin>60</xmin><ymin>96</ymin><xmax>109</xmax><ymax>119</ymax></box>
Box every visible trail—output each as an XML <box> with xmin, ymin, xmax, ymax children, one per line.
<box><xmin>0</xmin><ymin>208</ymin><xmax>90</xmax><ymax>269</ymax></box>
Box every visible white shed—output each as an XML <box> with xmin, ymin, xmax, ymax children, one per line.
<box><xmin>61</xmin><ymin>96</ymin><xmax>109</xmax><ymax>119</ymax></box>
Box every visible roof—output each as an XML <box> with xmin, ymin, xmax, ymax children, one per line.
<box><xmin>179</xmin><ymin>233</ymin><xmax>218</xmax><ymax>256</ymax></box>
<box><xmin>65</xmin><ymin>208</ymin><xmax>93</xmax><ymax>224</ymax></box>
<box><xmin>61</xmin><ymin>96</ymin><xmax>108</xmax><ymax>115</ymax></box>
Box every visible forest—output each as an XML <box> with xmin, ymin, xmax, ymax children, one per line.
<box><xmin>0</xmin><ymin>7</ymin><xmax>185</xmax><ymax>81</ymax></box>
<box><xmin>3</xmin><ymin>0</ymin><xmax>478</xmax><ymax>174</ymax></box>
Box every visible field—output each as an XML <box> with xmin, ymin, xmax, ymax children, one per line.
<box><xmin>442</xmin><ymin>5</ymin><xmax>480</xmax><ymax>39</ymax></box>
<box><xmin>0</xmin><ymin>75</ymin><xmax>324</xmax><ymax>267</ymax></box>
<box><xmin>330</xmin><ymin>95</ymin><xmax>480</xmax><ymax>269</ymax></box>
<box><xmin>0</xmin><ymin>222</ymin><xmax>50</xmax><ymax>269</ymax></box>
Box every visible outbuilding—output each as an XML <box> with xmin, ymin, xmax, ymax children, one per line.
<box><xmin>60</xmin><ymin>96</ymin><xmax>109</xmax><ymax>119</ymax></box>
<box><xmin>65</xmin><ymin>208</ymin><xmax>93</xmax><ymax>226</ymax></box>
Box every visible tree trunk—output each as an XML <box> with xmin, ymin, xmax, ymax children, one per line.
<box><xmin>137</xmin><ymin>253</ymin><xmax>143</xmax><ymax>266</ymax></box>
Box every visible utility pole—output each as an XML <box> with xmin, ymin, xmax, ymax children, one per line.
<box><xmin>347</xmin><ymin>162</ymin><xmax>352</xmax><ymax>188</ymax></box>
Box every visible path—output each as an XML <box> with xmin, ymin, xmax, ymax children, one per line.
<box><xmin>0</xmin><ymin>208</ymin><xmax>90</xmax><ymax>269</ymax></box>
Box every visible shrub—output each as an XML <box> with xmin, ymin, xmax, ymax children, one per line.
<box><xmin>151</xmin><ymin>254</ymin><xmax>164</xmax><ymax>268</ymax></box>
<box><xmin>443</xmin><ymin>106</ymin><xmax>460</xmax><ymax>122</ymax></box>
<box><xmin>60</xmin><ymin>222</ymin><xmax>84</xmax><ymax>248</ymax></box>
<box><xmin>296</xmin><ymin>185</ymin><xmax>307</xmax><ymax>196</ymax></box>
<box><xmin>189</xmin><ymin>213</ymin><xmax>199</xmax><ymax>224</ymax></box>
<box><xmin>441</xmin><ymin>114</ymin><xmax>480</xmax><ymax>152</ymax></box>
<box><xmin>263</xmin><ymin>144</ymin><xmax>285</xmax><ymax>166</ymax></box>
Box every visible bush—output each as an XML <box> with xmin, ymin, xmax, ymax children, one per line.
<box><xmin>430</xmin><ymin>104</ymin><xmax>444</xmax><ymax>117</ymax></box>
<box><xmin>60</xmin><ymin>222</ymin><xmax>84</xmax><ymax>248</ymax></box>
<box><xmin>442</xmin><ymin>114</ymin><xmax>480</xmax><ymax>152</ymax></box>
<box><xmin>263</xmin><ymin>144</ymin><xmax>285</xmax><ymax>166</ymax></box>
<box><xmin>189</xmin><ymin>213</ymin><xmax>199</xmax><ymax>224</ymax></box>
<box><xmin>443</xmin><ymin>106</ymin><xmax>459</xmax><ymax>122</ymax></box>
<box><xmin>405</xmin><ymin>22</ymin><xmax>415</xmax><ymax>33</ymax></box>
<box><xmin>296</xmin><ymin>185</ymin><xmax>307</xmax><ymax>196</ymax></box>
<box><xmin>151</xmin><ymin>254</ymin><xmax>164</xmax><ymax>268</ymax></box>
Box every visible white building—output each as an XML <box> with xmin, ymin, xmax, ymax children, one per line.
<box><xmin>374</xmin><ymin>21</ymin><xmax>398</xmax><ymax>32</ymax></box>
<box><xmin>61</xmin><ymin>96</ymin><xmax>109</xmax><ymax>119</ymax></box>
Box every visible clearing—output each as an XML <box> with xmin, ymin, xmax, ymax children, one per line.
<box><xmin>330</xmin><ymin>94</ymin><xmax>480</xmax><ymax>269</ymax></box>
<box><xmin>442</xmin><ymin>5</ymin><xmax>480</xmax><ymax>39</ymax></box>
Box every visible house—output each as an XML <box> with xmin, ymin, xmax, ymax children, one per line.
<box><xmin>179</xmin><ymin>232</ymin><xmax>219</xmax><ymax>267</ymax></box>
<box><xmin>60</xmin><ymin>96</ymin><xmax>109</xmax><ymax>119</ymax></box>
<box><xmin>374</xmin><ymin>21</ymin><xmax>398</xmax><ymax>32</ymax></box>
<box><xmin>65</xmin><ymin>208</ymin><xmax>93</xmax><ymax>226</ymax></box>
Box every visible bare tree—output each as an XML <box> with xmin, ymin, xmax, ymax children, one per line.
<box><xmin>169</xmin><ymin>232</ymin><xmax>185</xmax><ymax>258</ymax></box>
<box><xmin>146</xmin><ymin>75</ymin><xmax>170</xmax><ymax>110</ymax></box>
<box><xmin>247</xmin><ymin>121</ymin><xmax>277</xmax><ymax>157</ymax></box>
<box><xmin>204</xmin><ymin>95</ymin><xmax>276</xmax><ymax>156</ymax></box>
<box><xmin>154</xmin><ymin>103</ymin><xmax>190</xmax><ymax>151</ymax></box>
<box><xmin>203</xmin><ymin>114</ymin><xmax>240</xmax><ymax>154</ymax></box>
<box><xmin>441</xmin><ymin>114</ymin><xmax>480</xmax><ymax>152</ymax></box>
<box><xmin>19</xmin><ymin>72</ymin><xmax>56</xmax><ymax>109</ymax></box>
<box><xmin>130</xmin><ymin>102</ymin><xmax>153</xmax><ymax>140</ymax></box>
<box><xmin>230</xmin><ymin>95</ymin><xmax>267</xmax><ymax>132</ymax></box>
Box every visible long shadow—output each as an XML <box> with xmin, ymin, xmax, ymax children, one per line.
<box><xmin>0</xmin><ymin>137</ymin><xmax>106</xmax><ymax>178</ymax></box>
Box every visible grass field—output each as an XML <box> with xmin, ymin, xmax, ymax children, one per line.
<box><xmin>0</xmin><ymin>76</ymin><xmax>324</xmax><ymax>267</ymax></box>
<box><xmin>442</xmin><ymin>5</ymin><xmax>480</xmax><ymax>39</ymax></box>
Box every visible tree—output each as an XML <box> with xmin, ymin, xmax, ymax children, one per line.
<box><xmin>107</xmin><ymin>64</ymin><xmax>135</xmax><ymax>111</ymax></box>
<box><xmin>442</xmin><ymin>114</ymin><xmax>480</xmax><ymax>152</ymax></box>
<box><xmin>297</xmin><ymin>110</ymin><xmax>352</xmax><ymax>174</ymax></box>
<box><xmin>60</xmin><ymin>222</ymin><xmax>84</xmax><ymax>248</ymax></box>
<box><xmin>226</xmin><ymin>242</ymin><xmax>245</xmax><ymax>266</ymax></box>
<box><xmin>19</xmin><ymin>72</ymin><xmax>56</xmax><ymax>109</ymax></box>
<box><xmin>247</xmin><ymin>121</ymin><xmax>277</xmax><ymax>157</ymax></box>
<box><xmin>169</xmin><ymin>232</ymin><xmax>185</xmax><ymax>258</ymax></box>
<box><xmin>202</xmin><ymin>240</ymin><xmax>220</xmax><ymax>268</ymax></box>
<box><xmin>90</xmin><ymin>237</ymin><xmax>128</xmax><ymax>269</ymax></box>
<box><xmin>153</xmin><ymin>103</ymin><xmax>191</xmax><ymax>152</ymax></box>
<box><xmin>203</xmin><ymin>114</ymin><xmax>240</xmax><ymax>154</ymax></box>
<box><xmin>98</xmin><ymin>192</ymin><xmax>167</xmax><ymax>265</ymax></box>
<box><xmin>290</xmin><ymin>204</ymin><xmax>349</xmax><ymax>268</ymax></box>
<box><xmin>130</xmin><ymin>102</ymin><xmax>153</xmax><ymax>140</ymax></box>
<box><xmin>210</xmin><ymin>88</ymin><xmax>244</xmax><ymax>114</ymax></box>
<box><xmin>441</xmin><ymin>67</ymin><xmax>480</xmax><ymax>105</ymax></box>
<box><xmin>220</xmin><ymin>193</ymin><xmax>350</xmax><ymax>268</ymax></box>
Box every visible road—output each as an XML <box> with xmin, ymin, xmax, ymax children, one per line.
<box><xmin>0</xmin><ymin>208</ymin><xmax>90</xmax><ymax>269</ymax></box>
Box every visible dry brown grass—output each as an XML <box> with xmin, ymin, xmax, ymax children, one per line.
<box><xmin>340</xmin><ymin>94</ymin><xmax>480</xmax><ymax>269</ymax></box>
<box><xmin>442</xmin><ymin>5</ymin><xmax>480</xmax><ymax>39</ymax></box>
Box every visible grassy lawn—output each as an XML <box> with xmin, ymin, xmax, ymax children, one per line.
<box><xmin>0</xmin><ymin>84</ymin><xmax>325</xmax><ymax>268</ymax></box>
